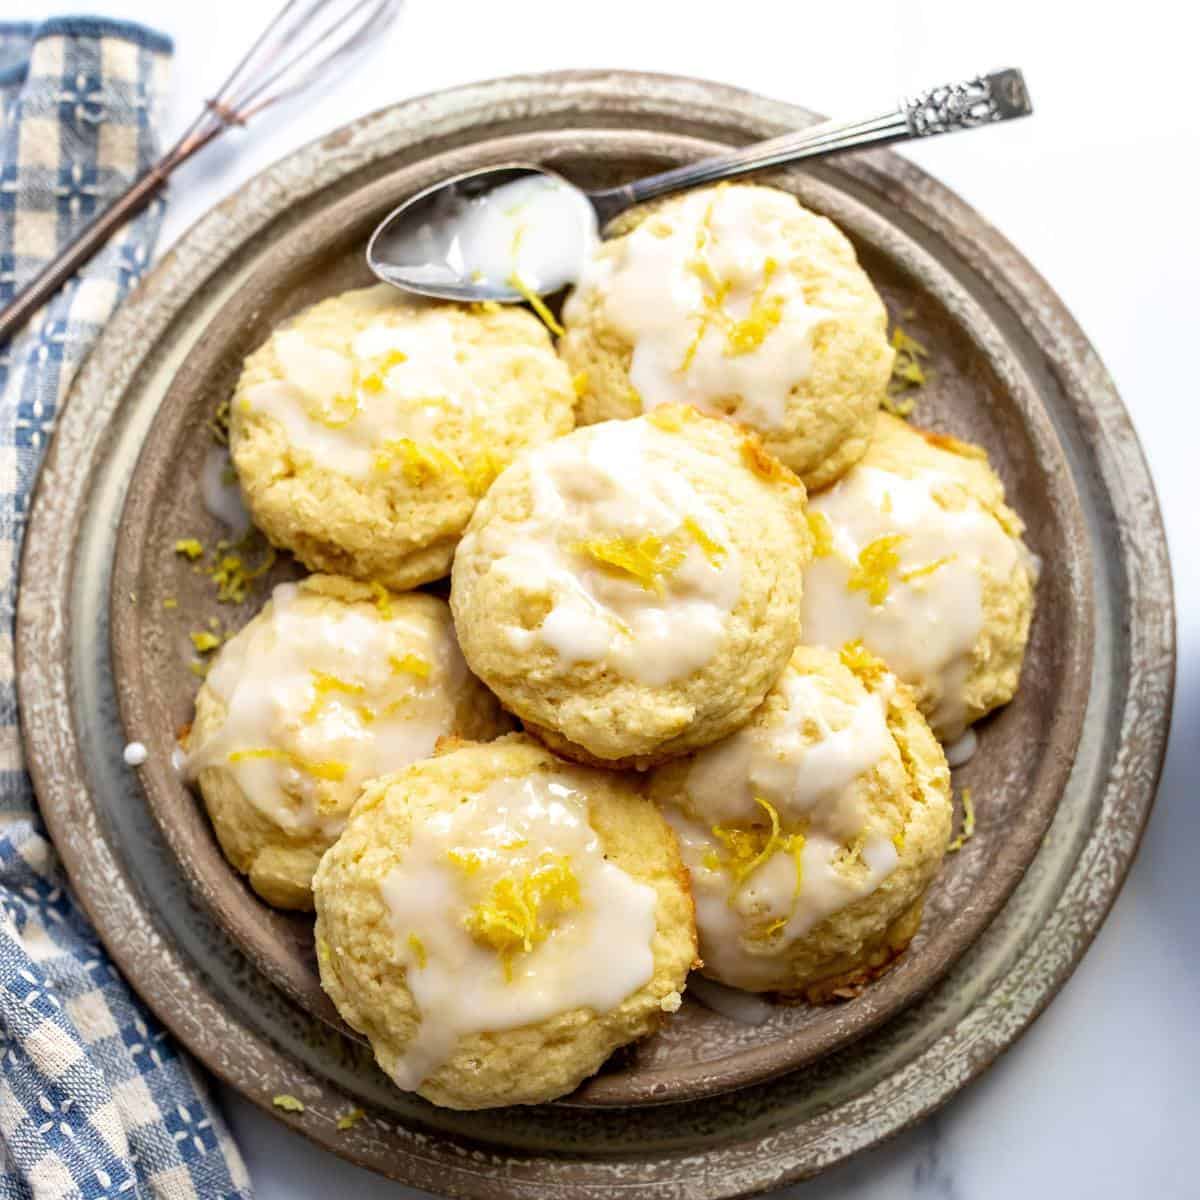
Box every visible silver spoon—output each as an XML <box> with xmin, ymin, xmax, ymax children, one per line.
<box><xmin>367</xmin><ymin>68</ymin><xmax>1031</xmax><ymax>304</ymax></box>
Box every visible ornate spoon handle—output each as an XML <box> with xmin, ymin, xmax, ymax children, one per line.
<box><xmin>591</xmin><ymin>69</ymin><xmax>1031</xmax><ymax>220</ymax></box>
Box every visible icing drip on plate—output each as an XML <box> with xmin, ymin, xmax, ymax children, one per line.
<box><xmin>200</xmin><ymin>445</ymin><xmax>251</xmax><ymax>537</ymax></box>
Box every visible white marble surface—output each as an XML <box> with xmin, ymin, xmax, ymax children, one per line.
<box><xmin>35</xmin><ymin>0</ymin><xmax>1198</xmax><ymax>1194</ymax></box>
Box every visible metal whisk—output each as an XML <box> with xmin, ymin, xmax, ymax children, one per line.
<box><xmin>0</xmin><ymin>0</ymin><xmax>402</xmax><ymax>342</ymax></box>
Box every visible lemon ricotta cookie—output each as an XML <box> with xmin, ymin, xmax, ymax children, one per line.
<box><xmin>802</xmin><ymin>412</ymin><xmax>1036</xmax><ymax>743</ymax></box>
<box><xmin>559</xmin><ymin>183</ymin><xmax>894</xmax><ymax>490</ymax></box>
<box><xmin>450</xmin><ymin>405</ymin><xmax>812</xmax><ymax>768</ymax></box>
<box><xmin>186</xmin><ymin>576</ymin><xmax>510</xmax><ymax>909</ymax></box>
<box><xmin>651</xmin><ymin>643</ymin><xmax>951</xmax><ymax>999</ymax></box>
<box><xmin>230</xmin><ymin>283</ymin><xmax>574</xmax><ymax>589</ymax></box>
<box><xmin>312</xmin><ymin>735</ymin><xmax>697</xmax><ymax>1109</ymax></box>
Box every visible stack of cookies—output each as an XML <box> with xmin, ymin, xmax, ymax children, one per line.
<box><xmin>183</xmin><ymin>184</ymin><xmax>1036</xmax><ymax>1110</ymax></box>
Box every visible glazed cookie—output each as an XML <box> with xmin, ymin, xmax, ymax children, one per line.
<box><xmin>230</xmin><ymin>283</ymin><xmax>574</xmax><ymax>589</ymax></box>
<box><xmin>801</xmin><ymin>412</ymin><xmax>1037</xmax><ymax>742</ymax></box>
<box><xmin>450</xmin><ymin>405</ymin><xmax>812</xmax><ymax>768</ymax></box>
<box><xmin>651</xmin><ymin>643</ymin><xmax>951</xmax><ymax>999</ymax></box>
<box><xmin>312</xmin><ymin>735</ymin><xmax>697</xmax><ymax>1109</ymax></box>
<box><xmin>559</xmin><ymin>184</ymin><xmax>893</xmax><ymax>490</ymax></box>
<box><xmin>186</xmin><ymin>576</ymin><xmax>510</xmax><ymax>909</ymax></box>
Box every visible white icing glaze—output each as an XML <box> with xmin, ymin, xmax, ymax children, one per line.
<box><xmin>684</xmin><ymin>670</ymin><xmax>893</xmax><ymax>835</ymax></box>
<box><xmin>200</xmin><ymin>446</ymin><xmax>251</xmax><ymax>536</ymax></box>
<box><xmin>565</xmin><ymin>186</ymin><xmax>828</xmax><ymax>430</ymax></box>
<box><xmin>945</xmin><ymin>727</ymin><xmax>979</xmax><ymax>768</ymax></box>
<box><xmin>470</xmin><ymin>421</ymin><xmax>742</xmax><ymax>685</ymax></box>
<box><xmin>241</xmin><ymin>315</ymin><xmax>482</xmax><ymax>479</ymax></box>
<box><xmin>186</xmin><ymin>582</ymin><xmax>468</xmax><ymax>836</ymax></box>
<box><xmin>685</xmin><ymin>975</ymin><xmax>774</xmax><ymax>1025</ymax></box>
<box><xmin>378</xmin><ymin>772</ymin><xmax>657</xmax><ymax>1090</ymax></box>
<box><xmin>803</xmin><ymin>465</ymin><xmax>1022</xmax><ymax>740</ymax></box>
<box><xmin>664</xmin><ymin>658</ymin><xmax>901</xmax><ymax>990</ymax></box>
<box><xmin>667</xmin><ymin>809</ymin><xmax>898</xmax><ymax>991</ymax></box>
<box><xmin>389</xmin><ymin>174</ymin><xmax>599</xmax><ymax>294</ymax></box>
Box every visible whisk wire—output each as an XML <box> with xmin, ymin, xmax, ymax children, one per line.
<box><xmin>0</xmin><ymin>0</ymin><xmax>402</xmax><ymax>342</ymax></box>
<box><xmin>166</xmin><ymin>0</ymin><xmax>398</xmax><ymax>164</ymax></box>
<box><xmin>156</xmin><ymin>0</ymin><xmax>303</xmax><ymax>164</ymax></box>
<box><xmin>206</xmin><ymin>0</ymin><xmax>333</xmax><ymax>119</ymax></box>
<box><xmin>232</xmin><ymin>0</ymin><xmax>394</xmax><ymax>122</ymax></box>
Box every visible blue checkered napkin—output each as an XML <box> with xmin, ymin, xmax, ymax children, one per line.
<box><xmin>0</xmin><ymin>18</ymin><xmax>252</xmax><ymax>1199</ymax></box>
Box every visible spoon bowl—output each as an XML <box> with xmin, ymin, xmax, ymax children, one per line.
<box><xmin>366</xmin><ymin>163</ymin><xmax>601</xmax><ymax>303</ymax></box>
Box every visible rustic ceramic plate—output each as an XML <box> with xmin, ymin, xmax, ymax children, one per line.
<box><xmin>17</xmin><ymin>73</ymin><xmax>1172</xmax><ymax>1196</ymax></box>
<box><xmin>106</xmin><ymin>82</ymin><xmax>1094</xmax><ymax>1109</ymax></box>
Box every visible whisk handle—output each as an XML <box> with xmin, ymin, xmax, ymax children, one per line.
<box><xmin>0</xmin><ymin>163</ymin><xmax>171</xmax><ymax>345</ymax></box>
